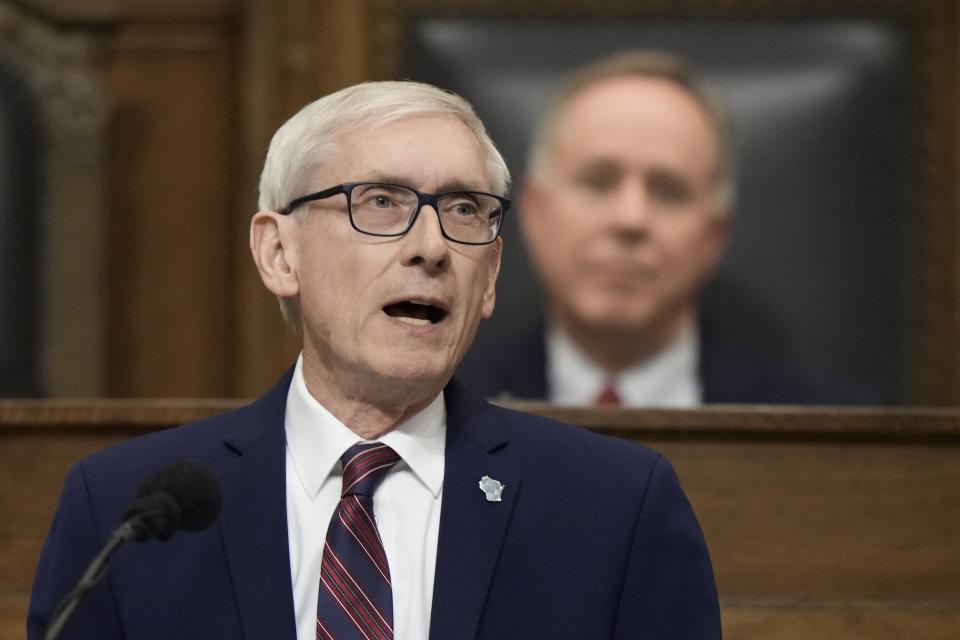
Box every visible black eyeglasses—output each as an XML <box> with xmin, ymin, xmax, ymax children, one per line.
<box><xmin>281</xmin><ymin>182</ymin><xmax>510</xmax><ymax>245</ymax></box>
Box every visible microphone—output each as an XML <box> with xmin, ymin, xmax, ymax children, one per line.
<box><xmin>122</xmin><ymin>459</ymin><xmax>222</xmax><ymax>541</ymax></box>
<box><xmin>45</xmin><ymin>460</ymin><xmax>222</xmax><ymax>640</ymax></box>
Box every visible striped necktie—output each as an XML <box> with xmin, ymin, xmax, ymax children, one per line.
<box><xmin>317</xmin><ymin>442</ymin><xmax>401</xmax><ymax>640</ymax></box>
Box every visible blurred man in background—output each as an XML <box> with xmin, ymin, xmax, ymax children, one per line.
<box><xmin>459</xmin><ymin>51</ymin><xmax>854</xmax><ymax>406</ymax></box>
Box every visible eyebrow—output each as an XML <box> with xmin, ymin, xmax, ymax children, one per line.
<box><xmin>363</xmin><ymin>173</ymin><xmax>488</xmax><ymax>193</ymax></box>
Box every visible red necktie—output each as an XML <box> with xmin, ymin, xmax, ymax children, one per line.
<box><xmin>594</xmin><ymin>381</ymin><xmax>621</xmax><ymax>406</ymax></box>
<box><xmin>316</xmin><ymin>442</ymin><xmax>400</xmax><ymax>640</ymax></box>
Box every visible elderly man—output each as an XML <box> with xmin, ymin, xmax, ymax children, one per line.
<box><xmin>459</xmin><ymin>51</ymin><xmax>857</xmax><ymax>406</ymax></box>
<box><xmin>28</xmin><ymin>80</ymin><xmax>719</xmax><ymax>639</ymax></box>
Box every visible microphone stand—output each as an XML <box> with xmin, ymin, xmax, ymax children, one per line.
<box><xmin>43</xmin><ymin>461</ymin><xmax>218</xmax><ymax>639</ymax></box>
<box><xmin>44</xmin><ymin>514</ymin><xmax>154</xmax><ymax>640</ymax></box>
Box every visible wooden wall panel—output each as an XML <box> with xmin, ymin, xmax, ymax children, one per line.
<box><xmin>722</xmin><ymin>607</ymin><xmax>960</xmax><ymax>640</ymax></box>
<box><xmin>0</xmin><ymin>400</ymin><xmax>232</xmax><ymax>639</ymax></box>
<box><xmin>2</xmin><ymin>404</ymin><xmax>958</xmax><ymax>639</ymax></box>
<box><xmin>235</xmin><ymin>0</ymin><xmax>379</xmax><ymax>397</ymax></box>
<box><xmin>0</xmin><ymin>429</ymin><xmax>141</xmax><ymax>639</ymax></box>
<box><xmin>662</xmin><ymin>441</ymin><xmax>959</xmax><ymax>601</ymax></box>
<box><xmin>4</xmin><ymin>0</ymin><xmax>242</xmax><ymax>399</ymax></box>
<box><xmin>105</xmin><ymin>8</ymin><xmax>239</xmax><ymax>397</ymax></box>
<box><xmin>0</xmin><ymin>1</ymin><xmax>113</xmax><ymax>397</ymax></box>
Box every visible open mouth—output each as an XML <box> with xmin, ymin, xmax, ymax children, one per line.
<box><xmin>383</xmin><ymin>301</ymin><xmax>448</xmax><ymax>326</ymax></box>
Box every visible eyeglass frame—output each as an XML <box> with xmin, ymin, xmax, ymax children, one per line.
<box><xmin>279</xmin><ymin>181</ymin><xmax>510</xmax><ymax>246</ymax></box>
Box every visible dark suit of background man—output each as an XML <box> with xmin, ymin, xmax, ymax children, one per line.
<box><xmin>459</xmin><ymin>51</ymin><xmax>857</xmax><ymax>406</ymax></box>
<box><xmin>28</xmin><ymin>80</ymin><xmax>720</xmax><ymax>639</ymax></box>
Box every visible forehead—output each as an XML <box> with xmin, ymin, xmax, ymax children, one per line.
<box><xmin>553</xmin><ymin>76</ymin><xmax>720</xmax><ymax>173</ymax></box>
<box><xmin>323</xmin><ymin>114</ymin><xmax>491</xmax><ymax>191</ymax></box>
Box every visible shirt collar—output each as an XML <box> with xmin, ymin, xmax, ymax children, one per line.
<box><xmin>546</xmin><ymin>324</ymin><xmax>702</xmax><ymax>407</ymax></box>
<box><xmin>284</xmin><ymin>354</ymin><xmax>446</xmax><ymax>499</ymax></box>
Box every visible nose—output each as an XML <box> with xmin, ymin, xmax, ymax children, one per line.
<box><xmin>609</xmin><ymin>178</ymin><xmax>652</xmax><ymax>236</ymax></box>
<box><xmin>401</xmin><ymin>203</ymin><xmax>450</xmax><ymax>272</ymax></box>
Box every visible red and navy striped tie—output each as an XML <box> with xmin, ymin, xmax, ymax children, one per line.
<box><xmin>317</xmin><ymin>442</ymin><xmax>401</xmax><ymax>640</ymax></box>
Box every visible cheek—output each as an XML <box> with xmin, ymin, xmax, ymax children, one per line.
<box><xmin>662</xmin><ymin>222</ymin><xmax>722</xmax><ymax>276</ymax></box>
<box><xmin>297</xmin><ymin>248</ymin><xmax>358</xmax><ymax>321</ymax></box>
<box><xmin>529</xmin><ymin>216</ymin><xmax>588</xmax><ymax>271</ymax></box>
<box><xmin>524</xmin><ymin>190</ymin><xmax>581</xmax><ymax>245</ymax></box>
<box><xmin>467</xmin><ymin>266</ymin><xmax>494</xmax><ymax>311</ymax></box>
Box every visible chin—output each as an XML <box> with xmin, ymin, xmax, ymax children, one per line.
<box><xmin>372</xmin><ymin>357</ymin><xmax>451</xmax><ymax>389</ymax></box>
<box><xmin>577</xmin><ymin>299</ymin><xmax>660</xmax><ymax>332</ymax></box>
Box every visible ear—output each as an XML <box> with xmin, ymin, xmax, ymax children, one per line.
<box><xmin>250</xmin><ymin>211</ymin><xmax>301</xmax><ymax>298</ymax></box>
<box><xmin>480</xmin><ymin>237</ymin><xmax>503</xmax><ymax>319</ymax></box>
<box><xmin>517</xmin><ymin>177</ymin><xmax>547</xmax><ymax>245</ymax></box>
<box><xmin>703</xmin><ymin>207</ymin><xmax>732</xmax><ymax>269</ymax></box>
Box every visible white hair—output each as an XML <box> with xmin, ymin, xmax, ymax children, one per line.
<box><xmin>259</xmin><ymin>80</ymin><xmax>510</xmax><ymax>213</ymax></box>
<box><xmin>257</xmin><ymin>80</ymin><xmax>510</xmax><ymax>329</ymax></box>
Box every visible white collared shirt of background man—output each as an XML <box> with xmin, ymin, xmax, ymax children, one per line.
<box><xmin>547</xmin><ymin>324</ymin><xmax>702</xmax><ymax>407</ymax></box>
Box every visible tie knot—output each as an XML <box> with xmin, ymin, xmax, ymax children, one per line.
<box><xmin>340</xmin><ymin>442</ymin><xmax>401</xmax><ymax>497</ymax></box>
<box><xmin>594</xmin><ymin>381</ymin><xmax>621</xmax><ymax>406</ymax></box>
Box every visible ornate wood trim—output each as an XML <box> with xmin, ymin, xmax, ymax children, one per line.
<box><xmin>0</xmin><ymin>3</ymin><xmax>111</xmax><ymax>396</ymax></box>
<box><xmin>0</xmin><ymin>398</ymin><xmax>238</xmax><ymax>429</ymax></box>
<box><xmin>507</xmin><ymin>402</ymin><xmax>960</xmax><ymax>443</ymax></box>
<box><xmin>3</xmin><ymin>399</ymin><xmax>959</xmax><ymax>444</ymax></box>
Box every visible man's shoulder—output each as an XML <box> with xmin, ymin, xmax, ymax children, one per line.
<box><xmin>75</xmin><ymin>370</ymin><xmax>292</xmax><ymax>499</ymax></box>
<box><xmin>479</xmin><ymin>400</ymin><xmax>664</xmax><ymax>479</ymax></box>
<box><xmin>75</xmin><ymin>403</ymin><xmax>253</xmax><ymax>487</ymax></box>
<box><xmin>459</xmin><ymin>400</ymin><xmax>686</xmax><ymax>546</ymax></box>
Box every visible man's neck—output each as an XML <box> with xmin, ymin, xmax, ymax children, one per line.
<box><xmin>300</xmin><ymin>356</ymin><xmax>441</xmax><ymax>439</ymax></box>
<box><xmin>551</xmin><ymin>309</ymin><xmax>696</xmax><ymax>373</ymax></box>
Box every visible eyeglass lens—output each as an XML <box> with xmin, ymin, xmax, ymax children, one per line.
<box><xmin>350</xmin><ymin>183</ymin><xmax>502</xmax><ymax>243</ymax></box>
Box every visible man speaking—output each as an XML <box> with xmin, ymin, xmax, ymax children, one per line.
<box><xmin>28</xmin><ymin>80</ymin><xmax>720</xmax><ymax>639</ymax></box>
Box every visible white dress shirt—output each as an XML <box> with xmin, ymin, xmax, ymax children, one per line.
<box><xmin>285</xmin><ymin>356</ymin><xmax>445</xmax><ymax>640</ymax></box>
<box><xmin>546</xmin><ymin>324</ymin><xmax>703</xmax><ymax>407</ymax></box>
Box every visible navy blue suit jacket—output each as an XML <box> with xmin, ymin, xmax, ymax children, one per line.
<box><xmin>29</xmin><ymin>370</ymin><xmax>720</xmax><ymax>639</ymax></box>
<box><xmin>458</xmin><ymin>325</ymin><xmax>875</xmax><ymax>405</ymax></box>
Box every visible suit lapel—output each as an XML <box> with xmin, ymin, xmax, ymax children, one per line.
<box><xmin>213</xmin><ymin>371</ymin><xmax>518</xmax><ymax>639</ymax></box>
<box><xmin>429</xmin><ymin>380</ymin><xmax>521</xmax><ymax>640</ymax></box>
<box><xmin>219</xmin><ymin>370</ymin><xmax>298</xmax><ymax>640</ymax></box>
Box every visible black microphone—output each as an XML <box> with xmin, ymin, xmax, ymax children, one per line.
<box><xmin>123</xmin><ymin>459</ymin><xmax>222</xmax><ymax>541</ymax></box>
<box><xmin>45</xmin><ymin>460</ymin><xmax>223</xmax><ymax>640</ymax></box>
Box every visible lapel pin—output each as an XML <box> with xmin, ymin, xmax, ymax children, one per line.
<box><xmin>479</xmin><ymin>475</ymin><xmax>505</xmax><ymax>502</ymax></box>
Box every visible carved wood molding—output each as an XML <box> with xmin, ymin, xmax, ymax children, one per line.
<box><xmin>0</xmin><ymin>398</ymin><xmax>239</xmax><ymax>428</ymax></box>
<box><xmin>370</xmin><ymin>0</ymin><xmax>945</xmax><ymax>19</ymax></box>
<box><xmin>507</xmin><ymin>402</ymin><xmax>960</xmax><ymax>443</ymax></box>
<box><xmin>5</xmin><ymin>0</ymin><xmax>122</xmax><ymax>26</ymax></box>
<box><xmin>0</xmin><ymin>4</ymin><xmax>110</xmax><ymax>140</ymax></box>
<box><xmin>0</xmin><ymin>2</ymin><xmax>111</xmax><ymax>397</ymax></box>
<box><xmin>11</xmin><ymin>0</ymin><xmax>236</xmax><ymax>24</ymax></box>
<box><xmin>3</xmin><ymin>399</ymin><xmax>959</xmax><ymax>443</ymax></box>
